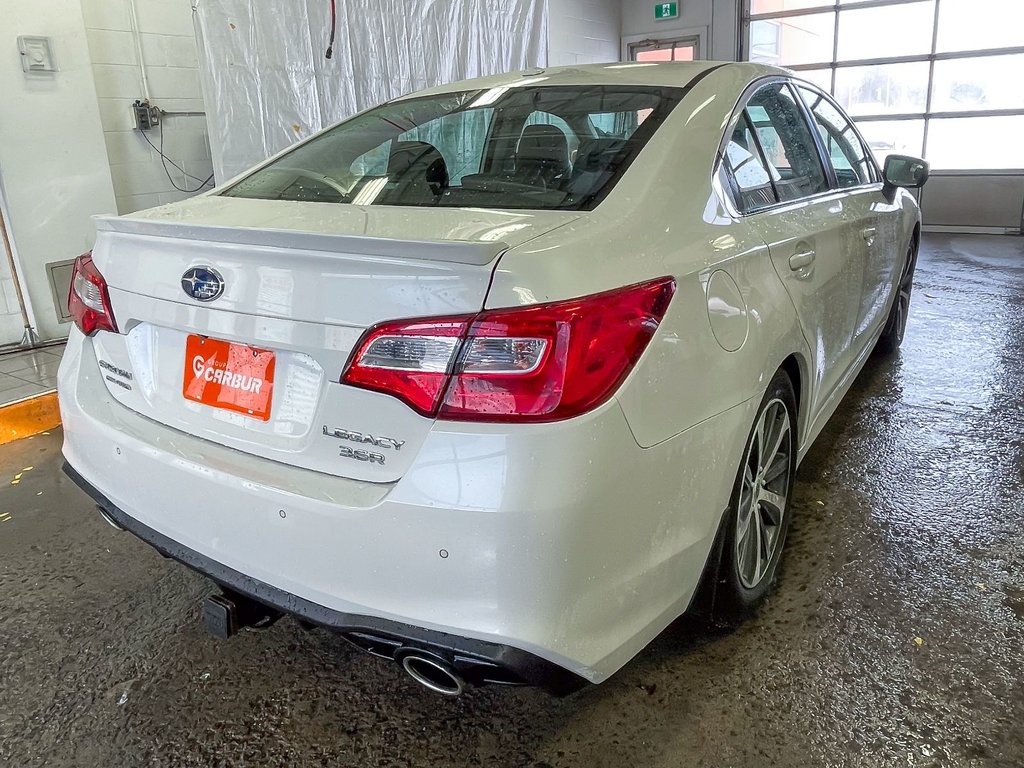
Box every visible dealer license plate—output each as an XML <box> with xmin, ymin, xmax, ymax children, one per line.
<box><xmin>182</xmin><ymin>335</ymin><xmax>275</xmax><ymax>421</ymax></box>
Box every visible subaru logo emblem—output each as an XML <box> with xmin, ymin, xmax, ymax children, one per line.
<box><xmin>181</xmin><ymin>266</ymin><xmax>224</xmax><ymax>302</ymax></box>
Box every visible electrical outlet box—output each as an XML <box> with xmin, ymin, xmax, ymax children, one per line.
<box><xmin>132</xmin><ymin>100</ymin><xmax>160</xmax><ymax>131</ymax></box>
<box><xmin>18</xmin><ymin>36</ymin><xmax>57</xmax><ymax>73</ymax></box>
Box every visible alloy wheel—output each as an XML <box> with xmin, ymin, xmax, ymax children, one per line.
<box><xmin>893</xmin><ymin>246</ymin><xmax>915</xmax><ymax>343</ymax></box>
<box><xmin>735</xmin><ymin>398</ymin><xmax>792</xmax><ymax>589</ymax></box>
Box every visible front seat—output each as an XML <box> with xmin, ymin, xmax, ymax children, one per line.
<box><xmin>381</xmin><ymin>141</ymin><xmax>449</xmax><ymax>205</ymax></box>
<box><xmin>514</xmin><ymin>124</ymin><xmax>570</xmax><ymax>188</ymax></box>
<box><xmin>562</xmin><ymin>137</ymin><xmax>626</xmax><ymax>196</ymax></box>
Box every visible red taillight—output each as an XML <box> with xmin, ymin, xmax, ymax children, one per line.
<box><xmin>341</xmin><ymin>277</ymin><xmax>676</xmax><ymax>422</ymax></box>
<box><xmin>67</xmin><ymin>251</ymin><xmax>118</xmax><ymax>336</ymax></box>
<box><xmin>341</xmin><ymin>317</ymin><xmax>471</xmax><ymax>415</ymax></box>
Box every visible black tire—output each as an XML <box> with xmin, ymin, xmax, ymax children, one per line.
<box><xmin>714</xmin><ymin>369</ymin><xmax>798</xmax><ymax>619</ymax></box>
<box><xmin>876</xmin><ymin>238</ymin><xmax>918</xmax><ymax>354</ymax></box>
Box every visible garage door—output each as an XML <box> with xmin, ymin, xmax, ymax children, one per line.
<box><xmin>743</xmin><ymin>0</ymin><xmax>1024</xmax><ymax>234</ymax></box>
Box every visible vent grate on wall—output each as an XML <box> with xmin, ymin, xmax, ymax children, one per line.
<box><xmin>46</xmin><ymin>259</ymin><xmax>75</xmax><ymax>324</ymax></box>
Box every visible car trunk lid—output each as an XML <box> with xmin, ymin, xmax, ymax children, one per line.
<box><xmin>88</xmin><ymin>196</ymin><xmax>579</xmax><ymax>483</ymax></box>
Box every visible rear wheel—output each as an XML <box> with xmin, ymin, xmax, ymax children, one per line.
<box><xmin>876</xmin><ymin>239</ymin><xmax>917</xmax><ymax>354</ymax></box>
<box><xmin>716</xmin><ymin>370</ymin><xmax>797</xmax><ymax>616</ymax></box>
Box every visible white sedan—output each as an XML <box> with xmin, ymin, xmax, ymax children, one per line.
<box><xmin>58</xmin><ymin>62</ymin><xmax>927</xmax><ymax>696</ymax></box>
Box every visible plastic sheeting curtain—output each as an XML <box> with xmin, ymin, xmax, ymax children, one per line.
<box><xmin>194</xmin><ymin>0</ymin><xmax>548</xmax><ymax>182</ymax></box>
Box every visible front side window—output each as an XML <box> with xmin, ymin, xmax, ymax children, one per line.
<box><xmin>225</xmin><ymin>85</ymin><xmax>683</xmax><ymax>211</ymax></box>
<box><xmin>744</xmin><ymin>82</ymin><xmax>829</xmax><ymax>202</ymax></box>
<box><xmin>796</xmin><ymin>85</ymin><xmax>875</xmax><ymax>188</ymax></box>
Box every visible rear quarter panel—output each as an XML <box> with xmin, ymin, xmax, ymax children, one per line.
<box><xmin>487</xmin><ymin>64</ymin><xmax>809</xmax><ymax>450</ymax></box>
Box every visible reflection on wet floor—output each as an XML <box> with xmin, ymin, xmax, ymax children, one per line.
<box><xmin>0</xmin><ymin>234</ymin><xmax>1022</xmax><ymax>767</ymax></box>
<box><xmin>0</xmin><ymin>343</ymin><xmax>64</xmax><ymax>406</ymax></box>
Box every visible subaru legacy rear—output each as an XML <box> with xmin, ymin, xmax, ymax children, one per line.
<box><xmin>59</xmin><ymin>65</ymin><xmax>766</xmax><ymax>695</ymax></box>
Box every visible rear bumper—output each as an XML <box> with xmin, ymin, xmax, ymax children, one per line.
<box><xmin>63</xmin><ymin>461</ymin><xmax>586</xmax><ymax>694</ymax></box>
<box><xmin>58</xmin><ymin>330</ymin><xmax>754</xmax><ymax>684</ymax></box>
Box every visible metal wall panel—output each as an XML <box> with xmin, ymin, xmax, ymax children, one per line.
<box><xmin>922</xmin><ymin>172</ymin><xmax>1024</xmax><ymax>233</ymax></box>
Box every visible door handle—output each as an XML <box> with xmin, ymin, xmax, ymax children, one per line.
<box><xmin>789</xmin><ymin>250</ymin><xmax>816</xmax><ymax>271</ymax></box>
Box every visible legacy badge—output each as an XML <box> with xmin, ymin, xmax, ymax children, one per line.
<box><xmin>324</xmin><ymin>425</ymin><xmax>406</xmax><ymax>466</ymax></box>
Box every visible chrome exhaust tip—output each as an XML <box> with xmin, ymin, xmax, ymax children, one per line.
<box><xmin>400</xmin><ymin>653</ymin><xmax>466</xmax><ymax>696</ymax></box>
<box><xmin>97</xmin><ymin>507</ymin><xmax>125</xmax><ymax>531</ymax></box>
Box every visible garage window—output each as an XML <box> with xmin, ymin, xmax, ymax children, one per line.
<box><xmin>744</xmin><ymin>0</ymin><xmax>1024</xmax><ymax>169</ymax></box>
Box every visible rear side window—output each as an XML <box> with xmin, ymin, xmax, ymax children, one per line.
<box><xmin>723</xmin><ymin>114</ymin><xmax>778</xmax><ymax>213</ymax></box>
<box><xmin>796</xmin><ymin>85</ymin><xmax>875</xmax><ymax>188</ymax></box>
<box><xmin>744</xmin><ymin>83</ymin><xmax>829</xmax><ymax>202</ymax></box>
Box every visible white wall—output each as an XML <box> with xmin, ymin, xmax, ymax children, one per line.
<box><xmin>0</xmin><ymin>0</ymin><xmax>118</xmax><ymax>343</ymax></box>
<box><xmin>82</xmin><ymin>0</ymin><xmax>213</xmax><ymax>214</ymax></box>
<box><xmin>621</xmin><ymin>0</ymin><xmax>740</xmax><ymax>61</ymax></box>
<box><xmin>549</xmin><ymin>0</ymin><xmax>621</xmax><ymax>65</ymax></box>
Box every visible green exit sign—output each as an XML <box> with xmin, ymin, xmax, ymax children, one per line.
<box><xmin>655</xmin><ymin>2</ymin><xmax>678</xmax><ymax>20</ymax></box>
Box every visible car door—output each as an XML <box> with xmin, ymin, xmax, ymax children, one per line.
<box><xmin>720</xmin><ymin>80</ymin><xmax>864</xmax><ymax>419</ymax></box>
<box><xmin>794</xmin><ymin>83</ymin><xmax>899</xmax><ymax>348</ymax></box>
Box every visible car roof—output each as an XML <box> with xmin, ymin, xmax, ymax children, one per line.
<box><xmin>396</xmin><ymin>61</ymin><xmax>789</xmax><ymax>100</ymax></box>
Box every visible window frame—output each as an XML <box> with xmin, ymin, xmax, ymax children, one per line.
<box><xmin>623</xmin><ymin>31</ymin><xmax>704</xmax><ymax>62</ymax></box>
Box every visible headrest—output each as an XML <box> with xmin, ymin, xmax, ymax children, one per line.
<box><xmin>388</xmin><ymin>141</ymin><xmax>443</xmax><ymax>173</ymax></box>
<box><xmin>516</xmin><ymin>124</ymin><xmax>570</xmax><ymax>168</ymax></box>
<box><xmin>387</xmin><ymin>141</ymin><xmax>448</xmax><ymax>189</ymax></box>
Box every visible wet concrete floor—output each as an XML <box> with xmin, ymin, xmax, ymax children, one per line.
<box><xmin>1</xmin><ymin>233</ymin><xmax>1022</xmax><ymax>767</ymax></box>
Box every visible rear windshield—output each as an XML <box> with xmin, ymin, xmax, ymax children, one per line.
<box><xmin>223</xmin><ymin>85</ymin><xmax>683</xmax><ymax>211</ymax></box>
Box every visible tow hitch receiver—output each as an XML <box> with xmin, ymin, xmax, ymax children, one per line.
<box><xmin>203</xmin><ymin>591</ymin><xmax>283</xmax><ymax>639</ymax></box>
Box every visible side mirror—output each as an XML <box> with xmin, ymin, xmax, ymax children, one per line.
<box><xmin>882</xmin><ymin>154</ymin><xmax>929</xmax><ymax>201</ymax></box>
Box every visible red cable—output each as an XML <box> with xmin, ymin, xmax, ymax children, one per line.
<box><xmin>326</xmin><ymin>0</ymin><xmax>337</xmax><ymax>59</ymax></box>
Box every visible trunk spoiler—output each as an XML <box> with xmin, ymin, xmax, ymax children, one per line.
<box><xmin>93</xmin><ymin>215</ymin><xmax>509</xmax><ymax>267</ymax></box>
